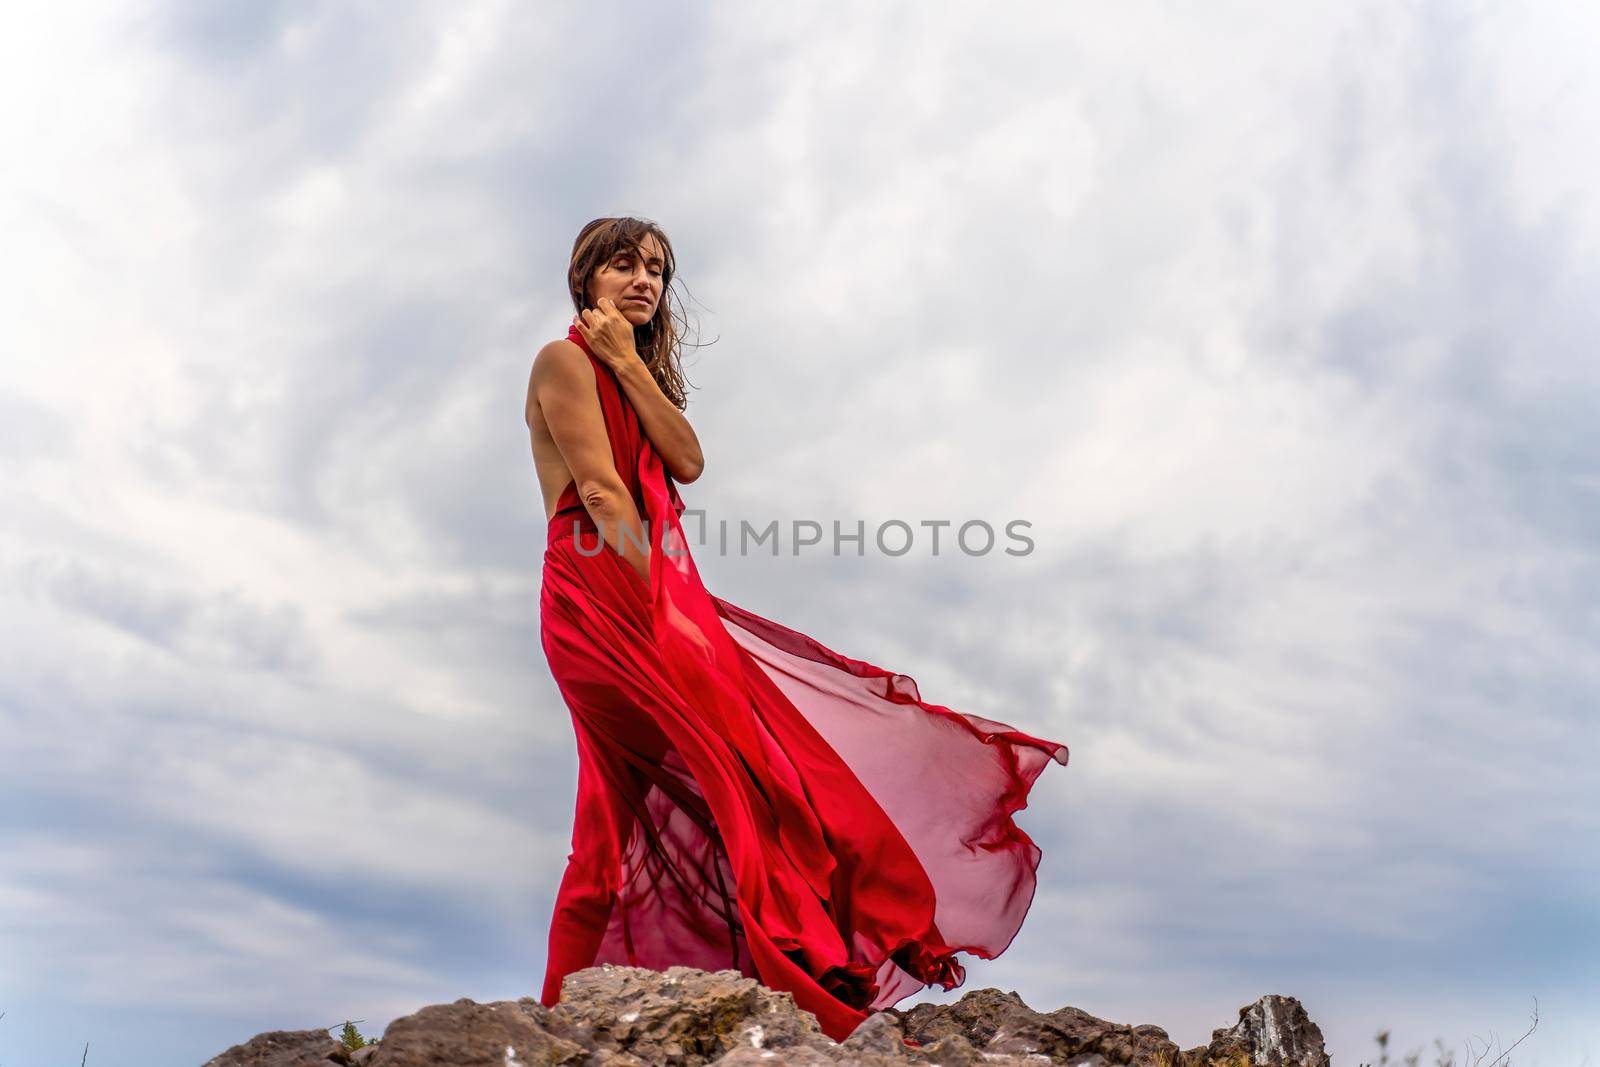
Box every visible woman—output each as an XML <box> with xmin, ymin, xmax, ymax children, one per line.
<box><xmin>526</xmin><ymin>216</ymin><xmax>1069</xmax><ymax>1043</ymax></box>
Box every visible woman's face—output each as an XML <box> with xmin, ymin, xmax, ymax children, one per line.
<box><xmin>586</xmin><ymin>234</ymin><xmax>665</xmax><ymax>325</ymax></box>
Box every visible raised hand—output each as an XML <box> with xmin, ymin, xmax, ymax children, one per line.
<box><xmin>573</xmin><ymin>298</ymin><xmax>638</xmax><ymax>371</ymax></box>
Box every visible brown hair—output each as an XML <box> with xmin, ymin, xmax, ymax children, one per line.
<box><xmin>568</xmin><ymin>216</ymin><xmax>694</xmax><ymax>410</ymax></box>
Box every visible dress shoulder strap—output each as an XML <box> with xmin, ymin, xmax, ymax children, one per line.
<box><xmin>565</xmin><ymin>324</ymin><xmax>603</xmax><ymax>369</ymax></box>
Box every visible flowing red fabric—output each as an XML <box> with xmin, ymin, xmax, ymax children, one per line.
<box><xmin>537</xmin><ymin>325</ymin><xmax>1068</xmax><ymax>1042</ymax></box>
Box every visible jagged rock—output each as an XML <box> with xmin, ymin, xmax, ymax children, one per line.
<box><xmin>201</xmin><ymin>1029</ymin><xmax>351</xmax><ymax>1066</ymax></box>
<box><xmin>364</xmin><ymin>996</ymin><xmax>587</xmax><ymax>1065</ymax></box>
<box><xmin>715</xmin><ymin>1003</ymin><xmax>996</xmax><ymax>1066</ymax></box>
<box><xmin>1179</xmin><ymin>994</ymin><xmax>1331</xmax><ymax>1067</ymax></box>
<box><xmin>897</xmin><ymin>987</ymin><xmax>1180</xmax><ymax>1065</ymax></box>
<box><xmin>838</xmin><ymin>1010</ymin><xmax>916</xmax><ymax>1061</ymax></box>
<box><xmin>201</xmin><ymin>966</ymin><xmax>1333</xmax><ymax>1067</ymax></box>
<box><xmin>545</xmin><ymin>963</ymin><xmax>837</xmax><ymax>1064</ymax></box>
<box><xmin>904</xmin><ymin>1031</ymin><xmax>986</xmax><ymax>1067</ymax></box>
<box><xmin>712</xmin><ymin>1043</ymin><xmax>843</xmax><ymax>1065</ymax></box>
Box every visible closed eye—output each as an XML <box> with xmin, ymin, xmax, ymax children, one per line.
<box><xmin>613</xmin><ymin>256</ymin><xmax>663</xmax><ymax>277</ymax></box>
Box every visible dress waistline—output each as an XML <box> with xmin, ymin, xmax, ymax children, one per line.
<box><xmin>547</xmin><ymin>503</ymin><xmax>597</xmax><ymax>544</ymax></box>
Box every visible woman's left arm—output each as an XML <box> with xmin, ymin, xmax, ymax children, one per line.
<box><xmin>576</xmin><ymin>299</ymin><xmax>705</xmax><ymax>484</ymax></box>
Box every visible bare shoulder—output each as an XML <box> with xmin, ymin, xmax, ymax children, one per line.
<box><xmin>526</xmin><ymin>338</ymin><xmax>595</xmax><ymax>428</ymax></box>
<box><xmin>529</xmin><ymin>337</ymin><xmax>596</xmax><ymax>402</ymax></box>
<box><xmin>530</xmin><ymin>337</ymin><xmax>590</xmax><ymax>384</ymax></box>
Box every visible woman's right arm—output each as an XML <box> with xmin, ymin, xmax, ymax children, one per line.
<box><xmin>533</xmin><ymin>339</ymin><xmax>651</xmax><ymax>582</ymax></box>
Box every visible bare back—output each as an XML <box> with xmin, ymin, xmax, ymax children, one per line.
<box><xmin>525</xmin><ymin>338</ymin><xmax>599</xmax><ymax>522</ymax></box>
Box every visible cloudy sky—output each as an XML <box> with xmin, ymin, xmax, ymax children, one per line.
<box><xmin>3</xmin><ymin>1</ymin><xmax>1596</xmax><ymax>1064</ymax></box>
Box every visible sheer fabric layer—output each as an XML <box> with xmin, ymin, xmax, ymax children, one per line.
<box><xmin>537</xmin><ymin>327</ymin><xmax>1068</xmax><ymax>1042</ymax></box>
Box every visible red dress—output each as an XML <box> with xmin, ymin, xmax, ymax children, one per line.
<box><xmin>538</xmin><ymin>325</ymin><xmax>1069</xmax><ymax>1042</ymax></box>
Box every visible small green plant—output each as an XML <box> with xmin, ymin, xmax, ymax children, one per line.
<box><xmin>334</xmin><ymin>1020</ymin><xmax>380</xmax><ymax>1051</ymax></box>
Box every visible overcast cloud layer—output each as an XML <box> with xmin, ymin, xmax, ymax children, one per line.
<box><xmin>2</xmin><ymin>2</ymin><xmax>1596</xmax><ymax>1064</ymax></box>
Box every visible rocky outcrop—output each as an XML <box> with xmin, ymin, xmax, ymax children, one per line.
<box><xmin>202</xmin><ymin>964</ymin><xmax>1332</xmax><ymax>1067</ymax></box>
<box><xmin>1185</xmin><ymin>994</ymin><xmax>1331</xmax><ymax>1067</ymax></box>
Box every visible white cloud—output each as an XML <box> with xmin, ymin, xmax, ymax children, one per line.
<box><xmin>2</xmin><ymin>2</ymin><xmax>1596</xmax><ymax>1065</ymax></box>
